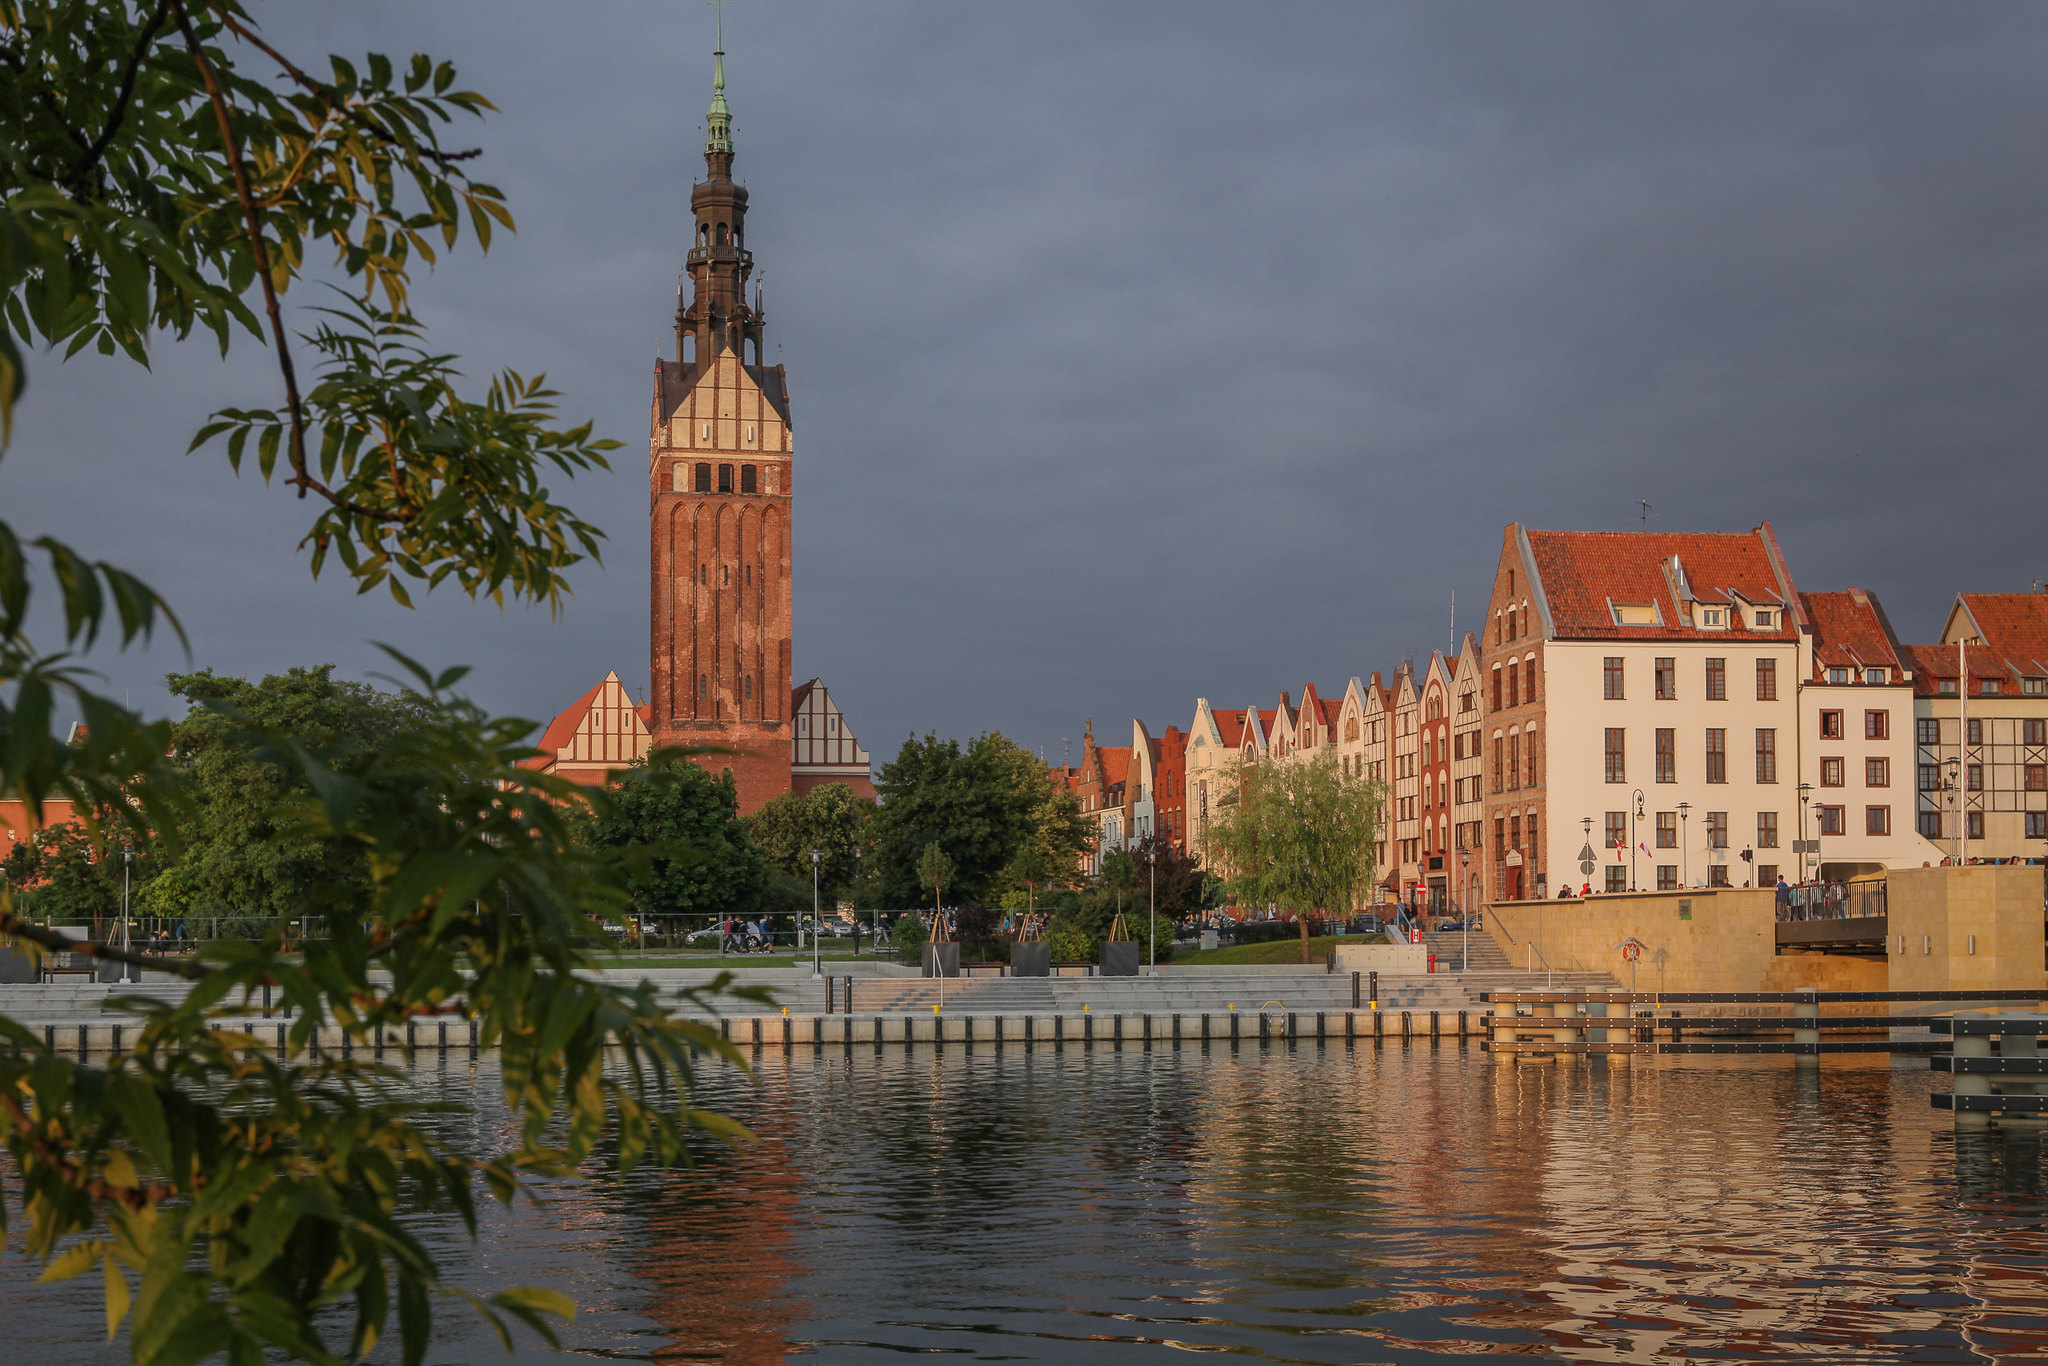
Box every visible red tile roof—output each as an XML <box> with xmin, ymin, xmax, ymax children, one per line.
<box><xmin>1904</xmin><ymin>592</ymin><xmax>2048</xmax><ymax>696</ymax></box>
<box><xmin>1524</xmin><ymin>524</ymin><xmax>1800</xmax><ymax>642</ymax></box>
<box><xmin>1800</xmin><ymin>589</ymin><xmax>1905</xmax><ymax>676</ymax></box>
<box><xmin>1961</xmin><ymin>593</ymin><xmax>2048</xmax><ymax>677</ymax></box>
<box><xmin>1097</xmin><ymin>745</ymin><xmax>1131</xmax><ymax>786</ymax></box>
<box><xmin>518</xmin><ymin>679</ymin><xmax>605</xmax><ymax>770</ymax></box>
<box><xmin>1212</xmin><ymin>708</ymin><xmax>1247</xmax><ymax>748</ymax></box>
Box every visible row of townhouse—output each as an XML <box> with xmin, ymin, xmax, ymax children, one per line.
<box><xmin>1071</xmin><ymin>520</ymin><xmax>2048</xmax><ymax>906</ymax></box>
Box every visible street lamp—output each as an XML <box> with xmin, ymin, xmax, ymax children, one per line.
<box><xmin>810</xmin><ymin>848</ymin><xmax>823</xmax><ymax>979</ymax></box>
<box><xmin>1797</xmin><ymin>782</ymin><xmax>1814</xmax><ymax>882</ymax></box>
<box><xmin>1630</xmin><ymin>789</ymin><xmax>1646</xmax><ymax>892</ymax></box>
<box><xmin>1677</xmin><ymin>802</ymin><xmax>1691</xmax><ymax>888</ymax></box>
<box><xmin>1943</xmin><ymin>757</ymin><xmax>1961</xmax><ymax>865</ymax></box>
<box><xmin>1580</xmin><ymin>816</ymin><xmax>1595</xmax><ymax>895</ymax></box>
<box><xmin>121</xmin><ymin>846</ymin><xmax>135</xmax><ymax>984</ymax></box>
<box><xmin>1146</xmin><ymin>841</ymin><xmax>1157</xmax><ymax>975</ymax></box>
<box><xmin>1459</xmin><ymin>847</ymin><xmax>1471</xmax><ymax>972</ymax></box>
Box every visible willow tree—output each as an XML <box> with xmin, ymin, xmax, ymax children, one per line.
<box><xmin>1203</xmin><ymin>754</ymin><xmax>1382</xmax><ymax>961</ymax></box>
<box><xmin>0</xmin><ymin>6</ymin><xmax>758</xmax><ymax>1362</ymax></box>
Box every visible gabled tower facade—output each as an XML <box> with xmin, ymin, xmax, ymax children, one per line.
<box><xmin>648</xmin><ymin>42</ymin><xmax>795</xmax><ymax>812</ymax></box>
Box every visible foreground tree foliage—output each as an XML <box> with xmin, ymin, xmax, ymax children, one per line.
<box><xmin>0</xmin><ymin>5</ymin><xmax>752</xmax><ymax>1362</ymax></box>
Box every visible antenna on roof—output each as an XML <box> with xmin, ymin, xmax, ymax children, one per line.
<box><xmin>1636</xmin><ymin>499</ymin><xmax>1655</xmax><ymax>533</ymax></box>
<box><xmin>1449</xmin><ymin>589</ymin><xmax>1455</xmax><ymax>657</ymax></box>
<box><xmin>1062</xmin><ymin>737</ymin><xmax>1070</xmax><ymax>769</ymax></box>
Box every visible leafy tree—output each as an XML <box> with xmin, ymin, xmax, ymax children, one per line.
<box><xmin>1</xmin><ymin>818</ymin><xmax>135</xmax><ymax>929</ymax></box>
<box><xmin>873</xmin><ymin>731</ymin><xmax>1085</xmax><ymax>907</ymax></box>
<box><xmin>1203</xmin><ymin>755</ymin><xmax>1382</xmax><ymax>961</ymax></box>
<box><xmin>578</xmin><ymin>760</ymin><xmax>765</xmax><ymax>919</ymax></box>
<box><xmin>1128</xmin><ymin>836</ymin><xmax>1212</xmax><ymax>923</ymax></box>
<box><xmin>745</xmin><ymin>782</ymin><xmax>873</xmax><ymax>902</ymax></box>
<box><xmin>0</xmin><ymin>7</ymin><xmax>747</xmax><ymax>1360</ymax></box>
<box><xmin>141</xmin><ymin>665</ymin><xmax>428</xmax><ymax>922</ymax></box>
<box><xmin>916</xmin><ymin>841</ymin><xmax>954</xmax><ymax>914</ymax></box>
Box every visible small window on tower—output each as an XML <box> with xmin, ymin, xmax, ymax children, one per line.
<box><xmin>699</xmin><ymin>564</ymin><xmax>707</xmax><ymax>585</ymax></box>
<box><xmin>741</xmin><ymin>464</ymin><xmax>757</xmax><ymax>494</ymax></box>
<box><xmin>745</xmin><ymin>676</ymin><xmax>752</xmax><ymax>700</ymax></box>
<box><xmin>745</xmin><ymin>565</ymin><xmax>752</xmax><ymax>587</ymax></box>
<box><xmin>694</xmin><ymin>462</ymin><xmax>711</xmax><ymax>492</ymax></box>
<box><xmin>718</xmin><ymin>464</ymin><xmax>733</xmax><ymax>493</ymax></box>
<box><xmin>698</xmin><ymin>675</ymin><xmax>707</xmax><ymax>698</ymax></box>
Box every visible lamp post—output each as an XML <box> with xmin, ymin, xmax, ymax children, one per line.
<box><xmin>1943</xmin><ymin>758</ymin><xmax>1960</xmax><ymax>864</ymax></box>
<box><xmin>810</xmin><ymin>849</ymin><xmax>823</xmax><ymax>979</ymax></box>
<box><xmin>121</xmin><ymin>846</ymin><xmax>135</xmax><ymax>984</ymax></box>
<box><xmin>1630</xmin><ymin>788</ymin><xmax>1645</xmax><ymax>892</ymax></box>
<box><xmin>1677</xmin><ymin>802</ymin><xmax>1690</xmax><ymax>888</ymax></box>
<box><xmin>1797</xmin><ymin>782</ymin><xmax>1814</xmax><ymax>883</ymax></box>
<box><xmin>1459</xmin><ymin>848</ymin><xmax>1471</xmax><ymax>972</ymax></box>
<box><xmin>1580</xmin><ymin>815</ymin><xmax>1595</xmax><ymax>895</ymax></box>
<box><xmin>1146</xmin><ymin>841</ymin><xmax>1157</xmax><ymax>975</ymax></box>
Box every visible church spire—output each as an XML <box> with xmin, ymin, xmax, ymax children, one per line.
<box><xmin>678</xmin><ymin>7</ymin><xmax>760</xmax><ymax>365</ymax></box>
<box><xmin>705</xmin><ymin>47</ymin><xmax>733</xmax><ymax>156</ymax></box>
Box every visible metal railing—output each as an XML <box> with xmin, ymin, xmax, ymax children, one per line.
<box><xmin>1776</xmin><ymin>879</ymin><xmax>1887</xmax><ymax>923</ymax></box>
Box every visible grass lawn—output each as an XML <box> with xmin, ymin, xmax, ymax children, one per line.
<box><xmin>1167</xmin><ymin>935</ymin><xmax>1346</xmax><ymax>966</ymax></box>
<box><xmin>597</xmin><ymin>951</ymin><xmax>897</xmax><ymax>970</ymax></box>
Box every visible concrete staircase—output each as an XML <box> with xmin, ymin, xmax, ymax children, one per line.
<box><xmin>1423</xmin><ymin>930</ymin><xmax>1512</xmax><ymax>972</ymax></box>
<box><xmin>833</xmin><ymin>968</ymin><xmax>1616</xmax><ymax>1016</ymax></box>
<box><xmin>0</xmin><ymin>965</ymin><xmax>1618</xmax><ymax>1026</ymax></box>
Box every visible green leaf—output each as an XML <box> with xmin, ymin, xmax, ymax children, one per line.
<box><xmin>104</xmin><ymin>1252</ymin><xmax>132</xmax><ymax>1341</ymax></box>
<box><xmin>40</xmin><ymin>1240</ymin><xmax>107</xmax><ymax>1283</ymax></box>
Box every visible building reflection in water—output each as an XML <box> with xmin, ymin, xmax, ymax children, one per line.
<box><xmin>506</xmin><ymin>1041</ymin><xmax>2048</xmax><ymax>1364</ymax></box>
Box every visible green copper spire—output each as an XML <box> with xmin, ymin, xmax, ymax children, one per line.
<box><xmin>705</xmin><ymin>48</ymin><xmax>732</xmax><ymax>155</ymax></box>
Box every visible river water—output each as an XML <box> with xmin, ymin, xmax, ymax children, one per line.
<box><xmin>5</xmin><ymin>1040</ymin><xmax>2046</xmax><ymax>1364</ymax></box>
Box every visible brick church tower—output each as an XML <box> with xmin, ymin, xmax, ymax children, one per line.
<box><xmin>646</xmin><ymin>43</ymin><xmax>794</xmax><ymax>813</ymax></box>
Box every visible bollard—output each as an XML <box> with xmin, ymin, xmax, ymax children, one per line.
<box><xmin>826</xmin><ymin>977</ymin><xmax>836</xmax><ymax>1014</ymax></box>
<box><xmin>1201</xmin><ymin>1013</ymin><xmax>1211</xmax><ymax>1041</ymax></box>
<box><xmin>1429</xmin><ymin>1010</ymin><xmax>1440</xmax><ymax>1039</ymax></box>
<box><xmin>1230</xmin><ymin>1008</ymin><xmax>1240</xmax><ymax>1042</ymax></box>
<box><xmin>1345</xmin><ymin>1010</ymin><xmax>1355</xmax><ymax>1040</ymax></box>
<box><xmin>1316</xmin><ymin>1011</ymin><xmax>1326</xmax><ymax>1040</ymax></box>
<box><xmin>1401</xmin><ymin>1010</ymin><xmax>1412</xmax><ymax>1039</ymax></box>
<box><xmin>1172</xmin><ymin>1012</ymin><xmax>1181</xmax><ymax>1041</ymax></box>
<box><xmin>1373</xmin><ymin>1009</ymin><xmax>1384</xmax><ymax>1040</ymax></box>
<box><xmin>1458</xmin><ymin>1010</ymin><xmax>1469</xmax><ymax>1039</ymax></box>
<box><xmin>1952</xmin><ymin>1012</ymin><xmax>1993</xmax><ymax>1130</ymax></box>
<box><xmin>1793</xmin><ymin>989</ymin><xmax>1820</xmax><ymax>1067</ymax></box>
<box><xmin>1352</xmin><ymin>971</ymin><xmax>1361</xmax><ymax>1009</ymax></box>
<box><xmin>1369</xmin><ymin>971</ymin><xmax>1379</xmax><ymax>1011</ymax></box>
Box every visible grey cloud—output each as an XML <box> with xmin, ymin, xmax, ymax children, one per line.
<box><xmin>5</xmin><ymin>1</ymin><xmax>2045</xmax><ymax>761</ymax></box>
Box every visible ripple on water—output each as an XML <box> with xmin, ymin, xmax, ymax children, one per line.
<box><xmin>4</xmin><ymin>1044</ymin><xmax>2045</xmax><ymax>1363</ymax></box>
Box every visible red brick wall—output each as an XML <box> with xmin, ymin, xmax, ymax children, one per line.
<box><xmin>1481</xmin><ymin>525</ymin><xmax>1549</xmax><ymax>898</ymax></box>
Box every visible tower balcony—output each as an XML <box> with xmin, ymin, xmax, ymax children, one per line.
<box><xmin>687</xmin><ymin>245</ymin><xmax>753</xmax><ymax>270</ymax></box>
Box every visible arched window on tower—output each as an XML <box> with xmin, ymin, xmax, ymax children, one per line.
<box><xmin>718</xmin><ymin>464</ymin><xmax>733</xmax><ymax>493</ymax></box>
<box><xmin>716</xmin><ymin>223</ymin><xmax>729</xmax><ymax>245</ymax></box>
<box><xmin>744</xmin><ymin>676</ymin><xmax>753</xmax><ymax>700</ymax></box>
<box><xmin>693</xmin><ymin>462</ymin><xmax>711</xmax><ymax>492</ymax></box>
<box><xmin>740</xmin><ymin>464</ymin><xmax>757</xmax><ymax>493</ymax></box>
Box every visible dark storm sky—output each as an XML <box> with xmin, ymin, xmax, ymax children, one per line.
<box><xmin>8</xmin><ymin>2</ymin><xmax>2048</xmax><ymax>765</ymax></box>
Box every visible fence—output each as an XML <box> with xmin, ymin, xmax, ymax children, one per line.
<box><xmin>1776</xmin><ymin>879</ymin><xmax>1887</xmax><ymax>923</ymax></box>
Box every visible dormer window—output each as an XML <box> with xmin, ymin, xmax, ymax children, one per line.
<box><xmin>1611</xmin><ymin>603</ymin><xmax>1659</xmax><ymax>626</ymax></box>
<box><xmin>1753</xmin><ymin>609</ymin><xmax>1776</xmax><ymax>628</ymax></box>
<box><xmin>2026</xmin><ymin>677</ymin><xmax>2047</xmax><ymax>697</ymax></box>
<box><xmin>1939</xmin><ymin>678</ymin><xmax>1958</xmax><ymax>696</ymax></box>
<box><xmin>1828</xmin><ymin>667</ymin><xmax>1849</xmax><ymax>684</ymax></box>
<box><xmin>1863</xmin><ymin>667</ymin><xmax>1886</xmax><ymax>684</ymax></box>
<box><xmin>1699</xmin><ymin>607</ymin><xmax>1727</xmax><ymax>629</ymax></box>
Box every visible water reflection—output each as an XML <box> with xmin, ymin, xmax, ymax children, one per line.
<box><xmin>5</xmin><ymin>1042</ymin><xmax>2047</xmax><ymax>1363</ymax></box>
